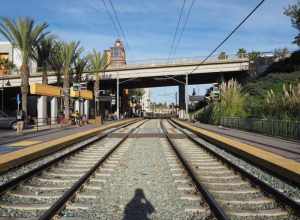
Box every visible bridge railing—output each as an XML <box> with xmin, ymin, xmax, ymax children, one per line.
<box><xmin>123</xmin><ymin>54</ymin><xmax>249</xmax><ymax>69</ymax></box>
<box><xmin>220</xmin><ymin>117</ymin><xmax>300</xmax><ymax>140</ymax></box>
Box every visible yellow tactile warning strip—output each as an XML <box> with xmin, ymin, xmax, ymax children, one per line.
<box><xmin>7</xmin><ymin>140</ymin><xmax>42</xmax><ymax>147</ymax></box>
<box><xmin>0</xmin><ymin>119</ymin><xmax>139</xmax><ymax>173</ymax></box>
<box><xmin>173</xmin><ymin>119</ymin><xmax>300</xmax><ymax>185</ymax></box>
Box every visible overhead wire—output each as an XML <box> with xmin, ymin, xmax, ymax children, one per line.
<box><xmin>106</xmin><ymin>0</ymin><xmax>131</xmax><ymax>51</ymax></box>
<box><xmin>189</xmin><ymin>0</ymin><xmax>266</xmax><ymax>74</ymax></box>
<box><xmin>168</xmin><ymin>0</ymin><xmax>187</xmax><ymax>62</ymax></box>
<box><xmin>172</xmin><ymin>0</ymin><xmax>197</xmax><ymax>58</ymax></box>
<box><xmin>101</xmin><ymin>0</ymin><xmax>121</xmax><ymax>38</ymax></box>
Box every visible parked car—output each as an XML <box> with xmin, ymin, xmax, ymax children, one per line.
<box><xmin>0</xmin><ymin>111</ymin><xmax>17</xmax><ymax>129</ymax></box>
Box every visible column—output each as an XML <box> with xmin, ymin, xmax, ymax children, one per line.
<box><xmin>178</xmin><ymin>85</ymin><xmax>185</xmax><ymax>109</ymax></box>
<box><xmin>74</xmin><ymin>99</ymin><xmax>80</xmax><ymax>113</ymax></box>
<box><xmin>116</xmin><ymin>76</ymin><xmax>120</xmax><ymax>120</ymax></box>
<box><xmin>37</xmin><ymin>96</ymin><xmax>47</xmax><ymax>126</ymax></box>
<box><xmin>220</xmin><ymin>73</ymin><xmax>225</xmax><ymax>82</ymax></box>
<box><xmin>178</xmin><ymin>85</ymin><xmax>185</xmax><ymax>119</ymax></box>
<box><xmin>185</xmin><ymin>73</ymin><xmax>189</xmax><ymax>120</ymax></box>
<box><xmin>79</xmin><ymin>100</ymin><xmax>84</xmax><ymax>116</ymax></box>
<box><xmin>51</xmin><ymin>97</ymin><xmax>58</xmax><ymax>124</ymax></box>
<box><xmin>84</xmin><ymin>100</ymin><xmax>89</xmax><ymax>119</ymax></box>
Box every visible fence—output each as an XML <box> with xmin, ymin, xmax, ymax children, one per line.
<box><xmin>31</xmin><ymin>117</ymin><xmax>69</xmax><ymax>132</ymax></box>
<box><xmin>220</xmin><ymin>117</ymin><xmax>300</xmax><ymax>140</ymax></box>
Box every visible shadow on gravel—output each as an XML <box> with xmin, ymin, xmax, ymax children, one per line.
<box><xmin>123</xmin><ymin>188</ymin><xmax>155</xmax><ymax>220</ymax></box>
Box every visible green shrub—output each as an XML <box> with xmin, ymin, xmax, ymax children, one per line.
<box><xmin>265</xmin><ymin>83</ymin><xmax>300</xmax><ymax>120</ymax></box>
<box><xmin>212</xmin><ymin>80</ymin><xmax>248</xmax><ymax>124</ymax></box>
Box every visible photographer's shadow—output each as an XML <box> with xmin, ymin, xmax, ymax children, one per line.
<box><xmin>123</xmin><ymin>188</ymin><xmax>155</xmax><ymax>220</ymax></box>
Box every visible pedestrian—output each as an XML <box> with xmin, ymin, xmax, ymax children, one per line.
<box><xmin>16</xmin><ymin>110</ymin><xmax>24</xmax><ymax>135</ymax></box>
<box><xmin>75</xmin><ymin>110</ymin><xmax>80</xmax><ymax>127</ymax></box>
<box><xmin>82</xmin><ymin>114</ymin><xmax>87</xmax><ymax>125</ymax></box>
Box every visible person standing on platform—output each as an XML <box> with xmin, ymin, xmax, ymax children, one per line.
<box><xmin>75</xmin><ymin>110</ymin><xmax>81</xmax><ymax>127</ymax></box>
<box><xmin>16</xmin><ymin>110</ymin><xmax>24</xmax><ymax>135</ymax></box>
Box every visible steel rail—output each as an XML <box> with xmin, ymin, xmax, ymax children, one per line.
<box><xmin>160</xmin><ymin>120</ymin><xmax>229</xmax><ymax>220</ymax></box>
<box><xmin>0</xmin><ymin>119</ymin><xmax>140</xmax><ymax>196</ymax></box>
<box><xmin>169</xmin><ymin>119</ymin><xmax>300</xmax><ymax>215</ymax></box>
<box><xmin>39</xmin><ymin>120</ymin><xmax>147</xmax><ymax>220</ymax></box>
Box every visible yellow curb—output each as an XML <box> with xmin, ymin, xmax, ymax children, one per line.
<box><xmin>7</xmin><ymin>140</ymin><xmax>42</xmax><ymax>147</ymax></box>
<box><xmin>0</xmin><ymin>119</ymin><xmax>139</xmax><ymax>173</ymax></box>
<box><xmin>173</xmin><ymin>119</ymin><xmax>300</xmax><ymax>185</ymax></box>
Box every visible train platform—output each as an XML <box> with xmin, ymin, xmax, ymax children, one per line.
<box><xmin>172</xmin><ymin>119</ymin><xmax>300</xmax><ymax>186</ymax></box>
<box><xmin>0</xmin><ymin>124</ymin><xmax>97</xmax><ymax>155</ymax></box>
<box><xmin>192</xmin><ymin>121</ymin><xmax>300</xmax><ymax>162</ymax></box>
<box><xmin>0</xmin><ymin>119</ymin><xmax>137</xmax><ymax>173</ymax></box>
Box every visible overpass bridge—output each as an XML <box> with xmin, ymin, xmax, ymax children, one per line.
<box><xmin>98</xmin><ymin>55</ymin><xmax>248</xmax><ymax>89</ymax></box>
<box><xmin>2</xmin><ymin>55</ymin><xmax>249</xmax><ymax>89</ymax></box>
<box><xmin>1</xmin><ymin>55</ymin><xmax>249</xmax><ymax>119</ymax></box>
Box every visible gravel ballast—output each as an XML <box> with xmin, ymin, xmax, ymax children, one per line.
<box><xmin>64</xmin><ymin>119</ymin><xmax>210</xmax><ymax>220</ymax></box>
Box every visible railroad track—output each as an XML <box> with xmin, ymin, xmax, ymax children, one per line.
<box><xmin>161</xmin><ymin>119</ymin><xmax>300</xmax><ymax>220</ymax></box>
<box><xmin>0</xmin><ymin>119</ymin><xmax>145</xmax><ymax>219</ymax></box>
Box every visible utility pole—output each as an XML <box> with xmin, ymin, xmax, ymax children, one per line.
<box><xmin>116</xmin><ymin>75</ymin><xmax>119</xmax><ymax>120</ymax></box>
<box><xmin>175</xmin><ymin>91</ymin><xmax>178</xmax><ymax>116</ymax></box>
<box><xmin>1</xmin><ymin>76</ymin><xmax>4</xmax><ymax>112</ymax></box>
<box><xmin>185</xmin><ymin>73</ymin><xmax>189</xmax><ymax>120</ymax></box>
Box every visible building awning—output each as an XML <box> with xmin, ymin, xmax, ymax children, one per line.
<box><xmin>30</xmin><ymin>83</ymin><xmax>62</xmax><ymax>97</ymax></box>
<box><xmin>70</xmin><ymin>87</ymin><xmax>93</xmax><ymax>100</ymax></box>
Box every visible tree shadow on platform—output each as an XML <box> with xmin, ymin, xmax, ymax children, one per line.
<box><xmin>123</xmin><ymin>188</ymin><xmax>155</xmax><ymax>220</ymax></box>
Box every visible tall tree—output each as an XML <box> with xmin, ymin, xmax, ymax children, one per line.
<box><xmin>87</xmin><ymin>49</ymin><xmax>108</xmax><ymax>116</ymax></box>
<box><xmin>237</xmin><ymin>48</ymin><xmax>247</xmax><ymax>58</ymax></box>
<box><xmin>61</xmin><ymin>41</ymin><xmax>82</xmax><ymax>120</ymax></box>
<box><xmin>35</xmin><ymin>35</ymin><xmax>55</xmax><ymax>84</ymax></box>
<box><xmin>73</xmin><ymin>56</ymin><xmax>88</xmax><ymax>83</ymax></box>
<box><xmin>0</xmin><ymin>17</ymin><xmax>48</xmax><ymax>118</ymax></box>
<box><xmin>284</xmin><ymin>1</ymin><xmax>300</xmax><ymax>46</ymax></box>
<box><xmin>49</xmin><ymin>40</ymin><xmax>64</xmax><ymax>86</ymax></box>
<box><xmin>218</xmin><ymin>51</ymin><xmax>228</xmax><ymax>60</ymax></box>
<box><xmin>274</xmin><ymin>48</ymin><xmax>290</xmax><ymax>59</ymax></box>
<box><xmin>248</xmin><ymin>51</ymin><xmax>261</xmax><ymax>61</ymax></box>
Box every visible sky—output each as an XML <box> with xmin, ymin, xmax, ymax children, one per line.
<box><xmin>0</xmin><ymin>0</ymin><xmax>298</xmax><ymax>103</ymax></box>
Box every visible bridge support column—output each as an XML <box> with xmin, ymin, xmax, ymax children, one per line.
<box><xmin>178</xmin><ymin>85</ymin><xmax>185</xmax><ymax>109</ymax></box>
<box><xmin>37</xmin><ymin>96</ymin><xmax>47</xmax><ymax>126</ymax></box>
<box><xmin>51</xmin><ymin>97</ymin><xmax>58</xmax><ymax>124</ymax></box>
<box><xmin>220</xmin><ymin>73</ymin><xmax>225</xmax><ymax>82</ymax></box>
<box><xmin>178</xmin><ymin>85</ymin><xmax>185</xmax><ymax>119</ymax></box>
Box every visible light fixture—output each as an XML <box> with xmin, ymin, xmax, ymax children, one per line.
<box><xmin>5</xmin><ymin>80</ymin><xmax>11</xmax><ymax>86</ymax></box>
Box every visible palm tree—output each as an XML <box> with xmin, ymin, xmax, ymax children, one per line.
<box><xmin>237</xmin><ymin>48</ymin><xmax>247</xmax><ymax>59</ymax></box>
<box><xmin>49</xmin><ymin>40</ymin><xmax>64</xmax><ymax>86</ymax></box>
<box><xmin>61</xmin><ymin>41</ymin><xmax>82</xmax><ymax>120</ymax></box>
<box><xmin>0</xmin><ymin>17</ymin><xmax>48</xmax><ymax>118</ymax></box>
<box><xmin>87</xmin><ymin>49</ymin><xmax>108</xmax><ymax>117</ymax></box>
<box><xmin>73</xmin><ymin>56</ymin><xmax>88</xmax><ymax>84</ymax></box>
<box><xmin>218</xmin><ymin>51</ymin><xmax>228</xmax><ymax>60</ymax></box>
<box><xmin>35</xmin><ymin>35</ymin><xmax>55</xmax><ymax>84</ymax></box>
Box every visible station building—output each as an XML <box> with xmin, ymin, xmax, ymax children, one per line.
<box><xmin>0</xmin><ymin>39</ymin><xmax>131</xmax><ymax>124</ymax></box>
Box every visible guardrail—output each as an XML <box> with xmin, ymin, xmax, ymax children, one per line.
<box><xmin>31</xmin><ymin>117</ymin><xmax>69</xmax><ymax>132</ymax></box>
<box><xmin>220</xmin><ymin>117</ymin><xmax>300</xmax><ymax>140</ymax></box>
<box><xmin>117</xmin><ymin>55</ymin><xmax>249</xmax><ymax>70</ymax></box>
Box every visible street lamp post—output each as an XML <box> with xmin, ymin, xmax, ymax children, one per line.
<box><xmin>116</xmin><ymin>75</ymin><xmax>119</xmax><ymax>120</ymax></box>
<box><xmin>1</xmin><ymin>76</ymin><xmax>4</xmax><ymax>112</ymax></box>
<box><xmin>185</xmin><ymin>73</ymin><xmax>189</xmax><ymax>120</ymax></box>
